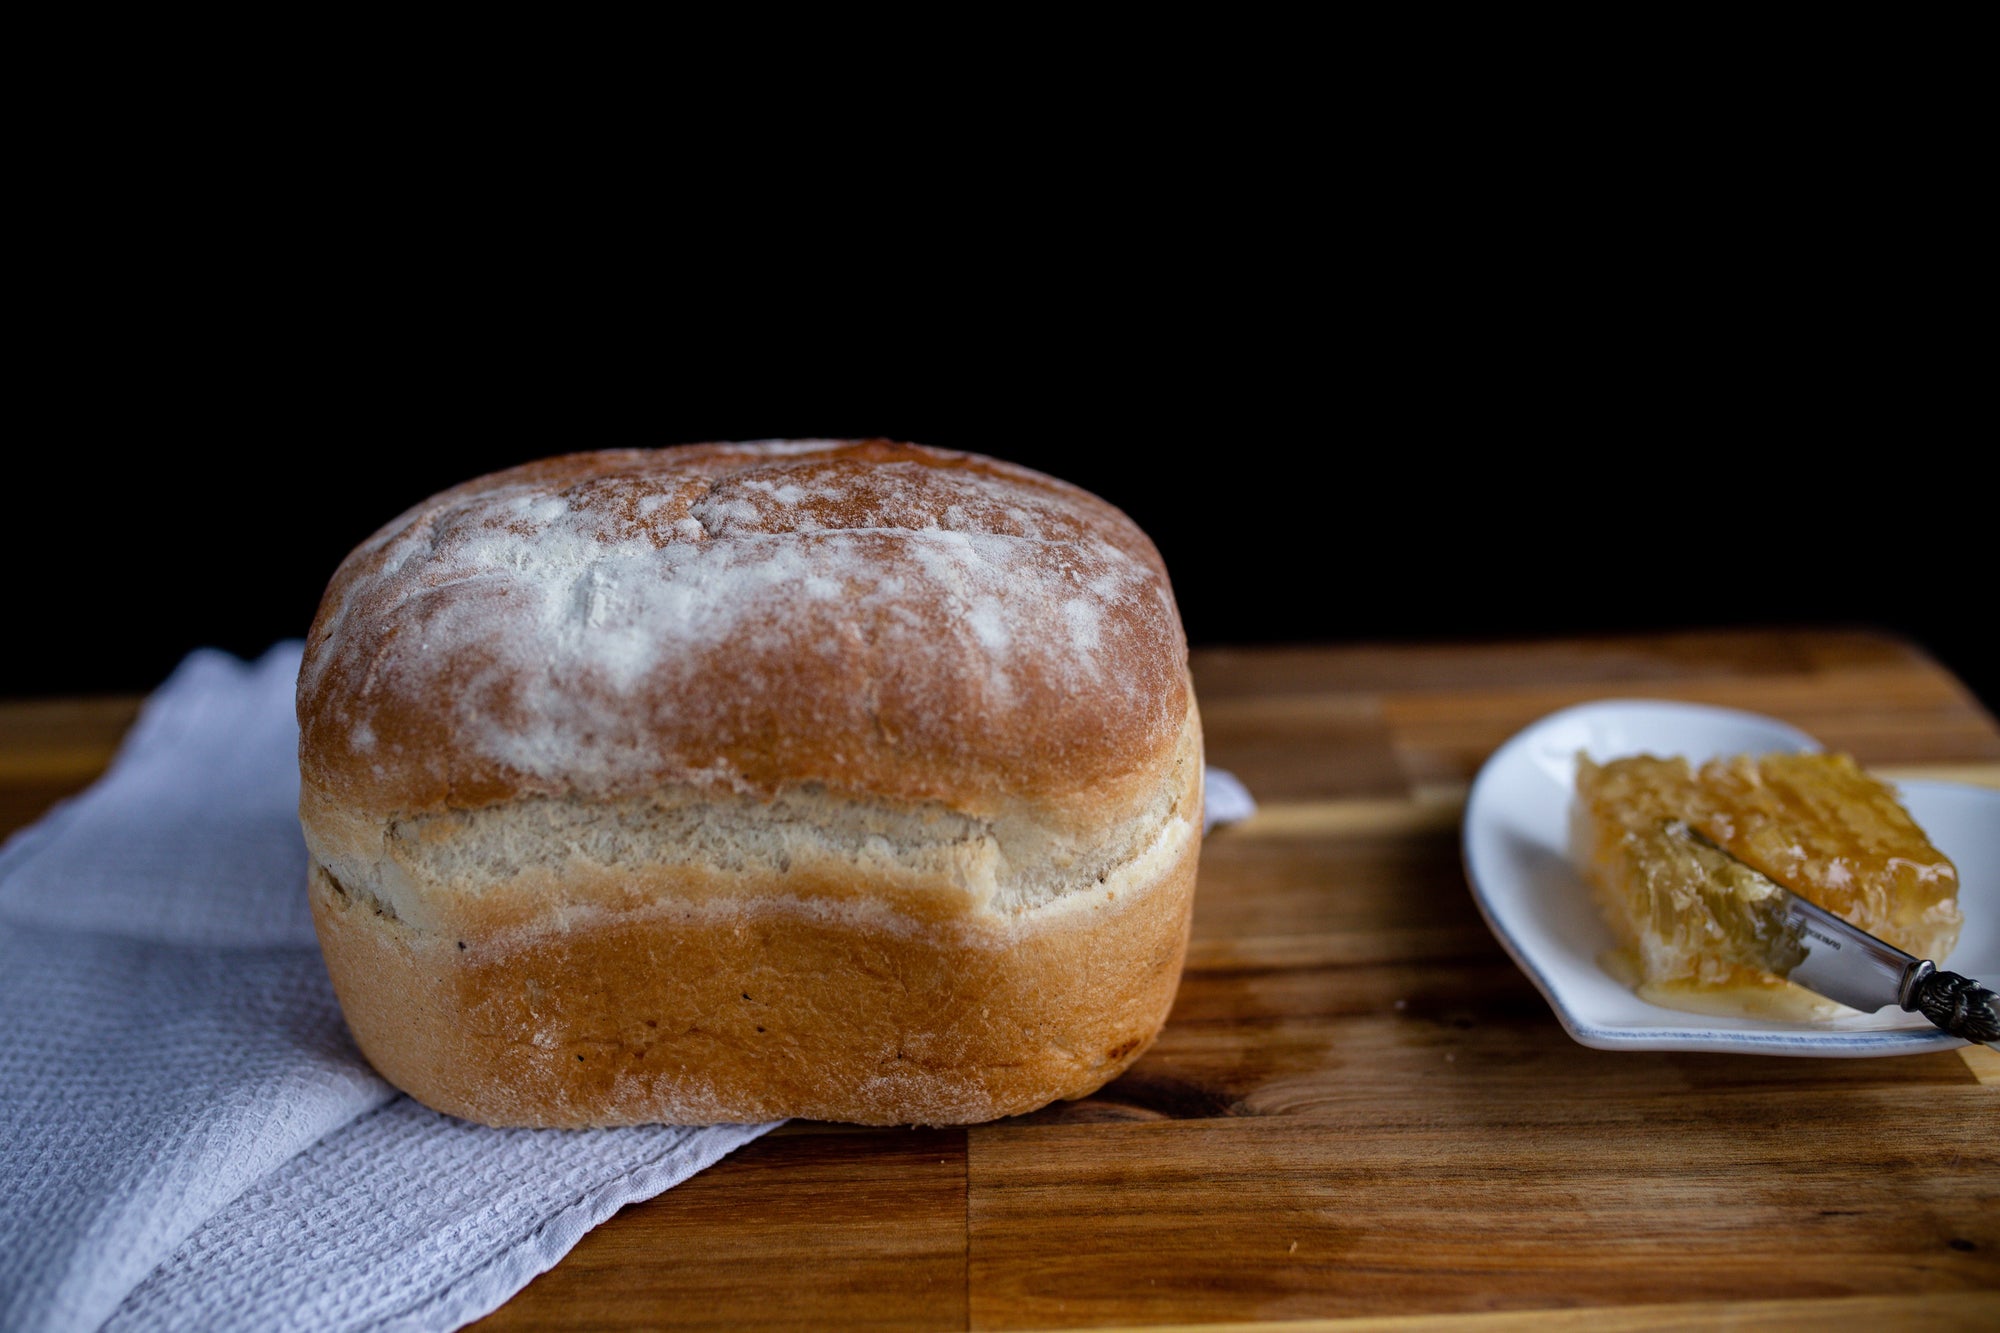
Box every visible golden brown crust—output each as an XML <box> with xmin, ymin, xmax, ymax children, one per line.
<box><xmin>297</xmin><ymin>441</ymin><xmax>1201</xmax><ymax>1126</ymax></box>
<box><xmin>297</xmin><ymin>441</ymin><xmax>1189</xmax><ymax>825</ymax></box>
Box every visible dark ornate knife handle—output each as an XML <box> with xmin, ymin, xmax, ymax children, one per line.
<box><xmin>1900</xmin><ymin>961</ymin><xmax>2000</xmax><ymax>1045</ymax></box>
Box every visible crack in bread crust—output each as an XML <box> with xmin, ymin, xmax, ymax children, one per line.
<box><xmin>305</xmin><ymin>714</ymin><xmax>1199</xmax><ymax>935</ymax></box>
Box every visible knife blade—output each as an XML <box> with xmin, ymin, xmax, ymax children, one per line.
<box><xmin>1666</xmin><ymin>821</ymin><xmax>1998</xmax><ymax>1045</ymax></box>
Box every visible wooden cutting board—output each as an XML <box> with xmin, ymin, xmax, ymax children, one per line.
<box><xmin>5</xmin><ymin>629</ymin><xmax>1995</xmax><ymax>1330</ymax></box>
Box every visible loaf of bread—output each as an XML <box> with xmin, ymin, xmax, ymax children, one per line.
<box><xmin>297</xmin><ymin>440</ymin><xmax>1202</xmax><ymax>1127</ymax></box>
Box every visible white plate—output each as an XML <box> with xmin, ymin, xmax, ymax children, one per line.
<box><xmin>1461</xmin><ymin>698</ymin><xmax>2000</xmax><ymax>1055</ymax></box>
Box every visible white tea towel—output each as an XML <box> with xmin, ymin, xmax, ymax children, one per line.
<box><xmin>0</xmin><ymin>645</ymin><xmax>773</xmax><ymax>1332</ymax></box>
<box><xmin>1201</xmin><ymin>765</ymin><xmax>1257</xmax><ymax>833</ymax></box>
<box><xmin>0</xmin><ymin>644</ymin><xmax>1256</xmax><ymax>1331</ymax></box>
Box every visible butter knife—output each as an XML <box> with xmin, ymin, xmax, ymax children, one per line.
<box><xmin>1669</xmin><ymin>821</ymin><xmax>1999</xmax><ymax>1045</ymax></box>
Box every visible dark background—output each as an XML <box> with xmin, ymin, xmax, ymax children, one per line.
<box><xmin>9</xmin><ymin>319</ymin><xmax>1991</xmax><ymax>719</ymax></box>
<box><xmin>9</xmin><ymin>107</ymin><xmax>1989</xmax><ymax>718</ymax></box>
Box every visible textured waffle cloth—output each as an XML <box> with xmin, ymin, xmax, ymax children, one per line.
<box><xmin>0</xmin><ymin>644</ymin><xmax>1253</xmax><ymax>1331</ymax></box>
<box><xmin>0</xmin><ymin>646</ymin><xmax>773</xmax><ymax>1332</ymax></box>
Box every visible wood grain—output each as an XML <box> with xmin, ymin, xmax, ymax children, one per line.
<box><xmin>1023</xmin><ymin>1292</ymin><xmax>2000</xmax><ymax>1332</ymax></box>
<box><xmin>0</xmin><ymin>695</ymin><xmax>143</xmax><ymax>837</ymax></box>
<box><xmin>5</xmin><ymin>630</ymin><xmax>1996</xmax><ymax>1331</ymax></box>
<box><xmin>0</xmin><ymin>696</ymin><xmax>141</xmax><ymax>776</ymax></box>
<box><xmin>480</xmin><ymin>1127</ymin><xmax>970</xmax><ymax>1331</ymax></box>
<box><xmin>985</xmin><ymin>826</ymin><xmax>1996</xmax><ymax>1322</ymax></box>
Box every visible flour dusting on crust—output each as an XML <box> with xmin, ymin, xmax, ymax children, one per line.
<box><xmin>299</xmin><ymin>441</ymin><xmax>1189</xmax><ymax>815</ymax></box>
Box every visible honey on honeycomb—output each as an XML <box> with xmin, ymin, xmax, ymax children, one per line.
<box><xmin>1571</xmin><ymin>752</ymin><xmax>1961</xmax><ymax>1019</ymax></box>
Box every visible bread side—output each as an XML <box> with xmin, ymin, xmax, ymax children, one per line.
<box><xmin>307</xmin><ymin>712</ymin><xmax>1202</xmax><ymax>1126</ymax></box>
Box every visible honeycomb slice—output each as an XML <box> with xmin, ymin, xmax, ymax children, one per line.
<box><xmin>1571</xmin><ymin>752</ymin><xmax>1961</xmax><ymax>1020</ymax></box>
